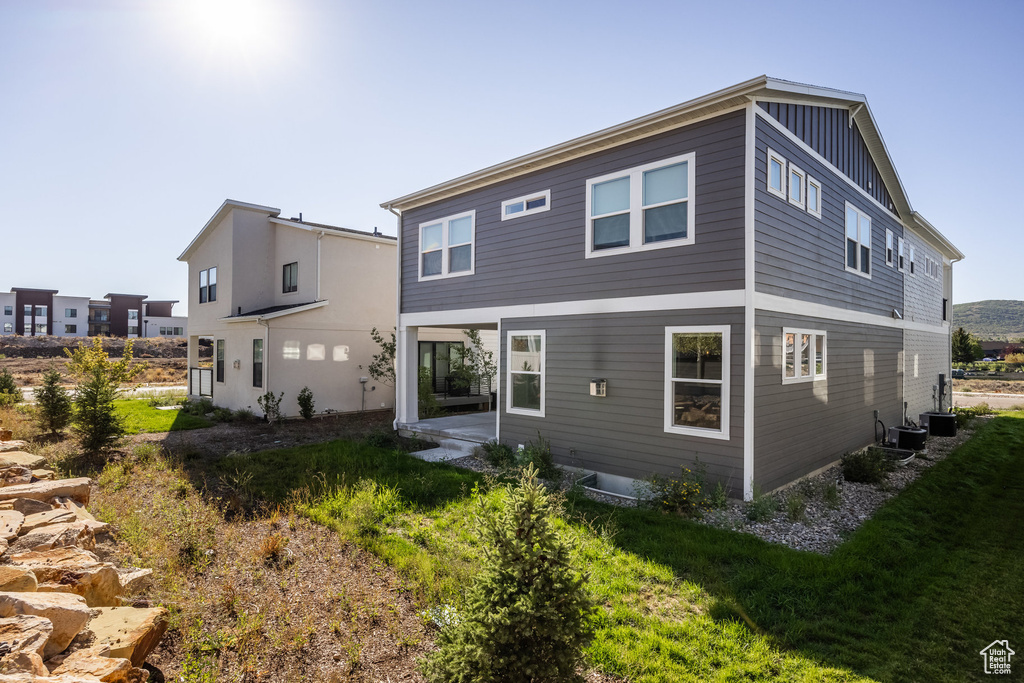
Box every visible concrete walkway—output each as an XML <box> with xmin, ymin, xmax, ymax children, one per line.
<box><xmin>398</xmin><ymin>412</ymin><xmax>496</xmax><ymax>462</ymax></box>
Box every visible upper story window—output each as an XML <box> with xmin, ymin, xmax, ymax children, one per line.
<box><xmin>885</xmin><ymin>229</ymin><xmax>894</xmax><ymax>267</ymax></box>
<box><xmin>283</xmin><ymin>262</ymin><xmax>298</xmax><ymax>293</ymax></box>
<box><xmin>844</xmin><ymin>202</ymin><xmax>871</xmax><ymax>277</ymax></box>
<box><xmin>65</xmin><ymin>308</ymin><xmax>77</xmax><ymax>318</ymax></box>
<box><xmin>3</xmin><ymin>306</ymin><xmax>12</xmax><ymax>316</ymax></box>
<box><xmin>506</xmin><ymin>331</ymin><xmax>545</xmax><ymax>417</ymax></box>
<box><xmin>664</xmin><ymin>326</ymin><xmax>729</xmax><ymax>440</ymax></box>
<box><xmin>23</xmin><ymin>305</ymin><xmax>31</xmax><ymax>317</ymax></box>
<box><xmin>501</xmin><ymin>190</ymin><xmax>550</xmax><ymax>221</ymax></box>
<box><xmin>783</xmin><ymin>328</ymin><xmax>826</xmax><ymax>384</ymax></box>
<box><xmin>767</xmin><ymin>148</ymin><xmax>786</xmax><ymax>199</ymax></box>
<box><xmin>788</xmin><ymin>165</ymin><xmax>805</xmax><ymax>209</ymax></box>
<box><xmin>419</xmin><ymin>210</ymin><xmax>475</xmax><ymax>281</ymax></box>
<box><xmin>128</xmin><ymin>309</ymin><xmax>139</xmax><ymax>320</ymax></box>
<box><xmin>35</xmin><ymin>306</ymin><xmax>47</xmax><ymax>318</ymax></box>
<box><xmin>807</xmin><ymin>176</ymin><xmax>822</xmax><ymax>219</ymax></box>
<box><xmin>897</xmin><ymin>237</ymin><xmax>906</xmax><ymax>273</ymax></box>
<box><xmin>908</xmin><ymin>246</ymin><xmax>916</xmax><ymax>275</ymax></box>
<box><xmin>199</xmin><ymin>267</ymin><xmax>217</xmax><ymax>303</ymax></box>
<box><xmin>586</xmin><ymin>152</ymin><xmax>695</xmax><ymax>258</ymax></box>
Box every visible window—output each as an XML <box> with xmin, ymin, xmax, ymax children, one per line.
<box><xmin>885</xmin><ymin>229</ymin><xmax>894</xmax><ymax>267</ymax></box>
<box><xmin>419</xmin><ymin>211</ymin><xmax>475</xmax><ymax>280</ymax></box>
<box><xmin>943</xmin><ymin>298</ymin><xmax>948</xmax><ymax>322</ymax></box>
<box><xmin>199</xmin><ymin>267</ymin><xmax>217</xmax><ymax>303</ymax></box>
<box><xmin>282</xmin><ymin>262</ymin><xmax>298</xmax><ymax>293</ymax></box>
<box><xmin>506</xmin><ymin>331</ymin><xmax>545</xmax><ymax>417</ymax></box>
<box><xmin>65</xmin><ymin>308</ymin><xmax>77</xmax><ymax>318</ymax></box>
<box><xmin>3</xmin><ymin>306</ymin><xmax>12</xmax><ymax>316</ymax></box>
<box><xmin>788</xmin><ymin>165</ymin><xmax>806</xmax><ymax>209</ymax></box>
<box><xmin>253</xmin><ymin>339</ymin><xmax>264</xmax><ymax>388</ymax></box>
<box><xmin>586</xmin><ymin>152</ymin><xmax>695</xmax><ymax>257</ymax></box>
<box><xmin>34</xmin><ymin>323</ymin><xmax>47</xmax><ymax>335</ymax></box>
<box><xmin>501</xmin><ymin>190</ymin><xmax>551</xmax><ymax>221</ymax></box>
<box><xmin>35</xmin><ymin>306</ymin><xmax>47</xmax><ymax>317</ymax></box>
<box><xmin>159</xmin><ymin>327</ymin><xmax>167</xmax><ymax>336</ymax></box>
<box><xmin>783</xmin><ymin>329</ymin><xmax>827</xmax><ymax>384</ymax></box>
<box><xmin>897</xmin><ymin>237</ymin><xmax>906</xmax><ymax>272</ymax></box>
<box><xmin>664</xmin><ymin>326</ymin><xmax>729</xmax><ymax>439</ymax></box>
<box><xmin>767</xmin><ymin>148</ymin><xmax>786</xmax><ymax>199</ymax></box>
<box><xmin>216</xmin><ymin>340</ymin><xmax>225</xmax><ymax>383</ymax></box>
<box><xmin>174</xmin><ymin>327</ymin><xmax>183</xmax><ymax>335</ymax></box>
<box><xmin>64</xmin><ymin>324</ymin><xmax>77</xmax><ymax>334</ymax></box>
<box><xmin>3</xmin><ymin>323</ymin><xmax>11</xmax><ymax>333</ymax></box>
<box><xmin>909</xmin><ymin>246</ymin><xmax>916</xmax><ymax>275</ymax></box>
<box><xmin>128</xmin><ymin>309</ymin><xmax>138</xmax><ymax>320</ymax></box>
<box><xmin>127</xmin><ymin>325</ymin><xmax>138</xmax><ymax>336</ymax></box>
<box><xmin>844</xmin><ymin>202</ymin><xmax>871</xmax><ymax>276</ymax></box>
<box><xmin>23</xmin><ymin>305</ymin><xmax>31</xmax><ymax>316</ymax></box>
<box><xmin>806</xmin><ymin>176</ymin><xmax>822</xmax><ymax>219</ymax></box>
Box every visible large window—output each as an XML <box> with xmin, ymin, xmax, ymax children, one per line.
<box><xmin>586</xmin><ymin>152</ymin><xmax>695</xmax><ymax>257</ymax></box>
<box><xmin>783</xmin><ymin>329</ymin><xmax>826</xmax><ymax>384</ymax></box>
<box><xmin>253</xmin><ymin>339</ymin><xmax>264</xmax><ymax>388</ymax></box>
<box><xmin>664</xmin><ymin>326</ymin><xmax>729</xmax><ymax>439</ymax></box>
<box><xmin>199</xmin><ymin>267</ymin><xmax>217</xmax><ymax>303</ymax></box>
<box><xmin>844</xmin><ymin>202</ymin><xmax>871</xmax><ymax>277</ymax></box>
<box><xmin>506</xmin><ymin>331</ymin><xmax>545</xmax><ymax>417</ymax></box>
<box><xmin>419</xmin><ymin>211</ymin><xmax>475</xmax><ymax>280</ymax></box>
<box><xmin>282</xmin><ymin>262</ymin><xmax>298</xmax><ymax>293</ymax></box>
<box><xmin>501</xmin><ymin>190</ymin><xmax>550</xmax><ymax>221</ymax></box>
<box><xmin>216</xmin><ymin>339</ymin><xmax>225</xmax><ymax>383</ymax></box>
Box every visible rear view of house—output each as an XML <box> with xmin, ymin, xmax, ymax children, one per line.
<box><xmin>178</xmin><ymin>200</ymin><xmax>397</xmax><ymax>418</ymax></box>
<box><xmin>382</xmin><ymin>76</ymin><xmax>962</xmax><ymax>499</ymax></box>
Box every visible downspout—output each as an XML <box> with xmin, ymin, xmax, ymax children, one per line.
<box><xmin>258</xmin><ymin>317</ymin><xmax>270</xmax><ymax>406</ymax></box>
<box><xmin>315</xmin><ymin>230</ymin><xmax>324</xmax><ymax>301</ymax></box>
<box><xmin>386</xmin><ymin>204</ymin><xmax>402</xmax><ymax>429</ymax></box>
<box><xmin>947</xmin><ymin>256</ymin><xmax>962</xmax><ymax>407</ymax></box>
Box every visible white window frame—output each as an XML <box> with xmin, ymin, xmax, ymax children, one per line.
<box><xmin>788</xmin><ymin>164</ymin><xmax>806</xmax><ymax>210</ymax></box>
<box><xmin>506</xmin><ymin>330</ymin><xmax>545</xmax><ymax>418</ymax></box>
<box><xmin>585</xmin><ymin>152</ymin><xmax>696</xmax><ymax>258</ymax></box>
<box><xmin>885</xmin><ymin>229</ymin><xmax>894</xmax><ymax>267</ymax></box>
<box><xmin>908</xmin><ymin>246</ymin><xmax>916</xmax><ymax>275</ymax></box>
<box><xmin>897</xmin><ymin>236</ymin><xmax>906</xmax><ymax>273</ymax></box>
<box><xmin>806</xmin><ymin>176</ymin><xmax>822</xmax><ymax>219</ymax></box>
<box><xmin>418</xmin><ymin>210</ymin><xmax>476</xmax><ymax>281</ymax></box>
<box><xmin>844</xmin><ymin>201</ymin><xmax>872</xmax><ymax>279</ymax></box>
<box><xmin>782</xmin><ymin>328</ymin><xmax>827</xmax><ymax>384</ymax></box>
<box><xmin>501</xmin><ymin>190</ymin><xmax>551</xmax><ymax>221</ymax></box>
<box><xmin>664</xmin><ymin>325</ymin><xmax>730</xmax><ymax>440</ymax></box>
<box><xmin>767</xmin><ymin>148</ymin><xmax>787</xmax><ymax>199</ymax></box>
<box><xmin>2</xmin><ymin>323</ymin><xmax>11</xmax><ymax>333</ymax></box>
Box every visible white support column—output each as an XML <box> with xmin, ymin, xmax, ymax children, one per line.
<box><xmin>396</xmin><ymin>325</ymin><xmax>419</xmax><ymax>426</ymax></box>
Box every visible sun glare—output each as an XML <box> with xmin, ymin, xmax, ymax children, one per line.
<box><xmin>175</xmin><ymin>0</ymin><xmax>288</xmax><ymax>71</ymax></box>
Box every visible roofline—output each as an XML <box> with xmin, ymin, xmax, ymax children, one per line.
<box><xmin>104</xmin><ymin>293</ymin><xmax>148</xmax><ymax>300</ymax></box>
<box><xmin>10</xmin><ymin>287</ymin><xmax>59</xmax><ymax>294</ymax></box>
<box><xmin>268</xmin><ymin>218</ymin><xmax>397</xmax><ymax>245</ymax></box>
<box><xmin>220</xmin><ymin>300</ymin><xmax>329</xmax><ymax>323</ymax></box>
<box><xmin>144</xmin><ymin>300</ymin><xmax>179</xmax><ymax>304</ymax></box>
<box><xmin>909</xmin><ymin>212</ymin><xmax>964</xmax><ymax>261</ymax></box>
<box><xmin>177</xmin><ymin>199</ymin><xmax>281</xmax><ymax>262</ymax></box>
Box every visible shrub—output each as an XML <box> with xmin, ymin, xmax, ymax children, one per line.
<box><xmin>73</xmin><ymin>370</ymin><xmax>123</xmax><ymax>452</ymax></box>
<box><xmin>745</xmin><ymin>486</ymin><xmax>779</xmax><ymax>522</ymax></box>
<box><xmin>182</xmin><ymin>398</ymin><xmax>214</xmax><ymax>416</ymax></box>
<box><xmin>480</xmin><ymin>440</ymin><xmax>516</xmax><ymax>469</ymax></box>
<box><xmin>785</xmin><ymin>493</ymin><xmax>806</xmax><ymax>522</ymax></box>
<box><xmin>256</xmin><ymin>391</ymin><xmax>283</xmax><ymax>423</ymax></box>
<box><xmin>841</xmin><ymin>449</ymin><xmax>895</xmax><ymax>484</ymax></box>
<box><xmin>0</xmin><ymin>368</ymin><xmax>23</xmax><ymax>404</ymax></box>
<box><xmin>418</xmin><ymin>367</ymin><xmax>442</xmax><ymax>419</ymax></box>
<box><xmin>420</xmin><ymin>465</ymin><xmax>596</xmax><ymax>683</ymax></box>
<box><xmin>363</xmin><ymin>429</ymin><xmax>400</xmax><ymax>450</ymax></box>
<box><xmin>953</xmin><ymin>404</ymin><xmax>992</xmax><ymax>428</ymax></box>
<box><xmin>517</xmin><ymin>433</ymin><xmax>558</xmax><ymax>480</ymax></box>
<box><xmin>708</xmin><ymin>481</ymin><xmax>728</xmax><ymax>509</ymax></box>
<box><xmin>210</xmin><ymin>407</ymin><xmax>234</xmax><ymax>423</ymax></box>
<box><xmin>35</xmin><ymin>367</ymin><xmax>72</xmax><ymax>435</ymax></box>
<box><xmin>645</xmin><ymin>461</ymin><xmax>710</xmax><ymax>518</ymax></box>
<box><xmin>233</xmin><ymin>407</ymin><xmax>257</xmax><ymax>423</ymax></box>
<box><xmin>297</xmin><ymin>386</ymin><xmax>315</xmax><ymax>419</ymax></box>
<box><xmin>821</xmin><ymin>481</ymin><xmax>841</xmax><ymax>509</ymax></box>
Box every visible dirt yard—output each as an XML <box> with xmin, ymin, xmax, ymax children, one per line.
<box><xmin>0</xmin><ymin>356</ymin><xmax>187</xmax><ymax>387</ymax></box>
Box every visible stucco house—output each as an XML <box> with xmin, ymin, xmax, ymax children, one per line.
<box><xmin>382</xmin><ymin>76</ymin><xmax>963</xmax><ymax>499</ymax></box>
<box><xmin>178</xmin><ymin>200</ymin><xmax>398</xmax><ymax>418</ymax></box>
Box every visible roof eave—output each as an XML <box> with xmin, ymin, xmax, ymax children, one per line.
<box><xmin>178</xmin><ymin>200</ymin><xmax>281</xmax><ymax>263</ymax></box>
<box><xmin>220</xmin><ymin>300</ymin><xmax>329</xmax><ymax>323</ymax></box>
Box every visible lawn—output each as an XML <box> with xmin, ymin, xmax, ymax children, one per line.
<box><xmin>114</xmin><ymin>398</ymin><xmax>212</xmax><ymax>434</ymax></box>
<box><xmin>206</xmin><ymin>411</ymin><xmax>1024</xmax><ymax>682</ymax></box>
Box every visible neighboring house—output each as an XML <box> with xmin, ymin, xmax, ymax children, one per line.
<box><xmin>0</xmin><ymin>289</ymin><xmax>186</xmax><ymax>339</ymax></box>
<box><xmin>177</xmin><ymin>200</ymin><xmax>398</xmax><ymax>418</ymax></box>
<box><xmin>142</xmin><ymin>300</ymin><xmax>187</xmax><ymax>338</ymax></box>
<box><xmin>382</xmin><ymin>76</ymin><xmax>963</xmax><ymax>499</ymax></box>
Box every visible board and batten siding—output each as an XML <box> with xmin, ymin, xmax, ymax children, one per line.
<box><xmin>754</xmin><ymin>115</ymin><xmax>904</xmax><ymax>318</ymax></box>
<box><xmin>757</xmin><ymin>101</ymin><xmax>893</xmax><ymax>210</ymax></box>
<box><xmin>754</xmin><ymin>311</ymin><xmax>903</xmax><ymax>492</ymax></box>
<box><xmin>499</xmin><ymin>309</ymin><xmax>745</xmax><ymax>494</ymax></box>
<box><xmin>400</xmin><ymin>110</ymin><xmax>747</xmax><ymax>315</ymax></box>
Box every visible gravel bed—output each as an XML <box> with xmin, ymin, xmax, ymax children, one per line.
<box><xmin>446</xmin><ymin>417</ymin><xmax>984</xmax><ymax>555</ymax></box>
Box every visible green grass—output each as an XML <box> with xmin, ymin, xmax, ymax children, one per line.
<box><xmin>206</xmin><ymin>413</ymin><xmax>1024</xmax><ymax>681</ymax></box>
<box><xmin>114</xmin><ymin>398</ymin><xmax>212</xmax><ymax>434</ymax></box>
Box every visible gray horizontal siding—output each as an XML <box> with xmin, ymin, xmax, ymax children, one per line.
<box><xmin>758</xmin><ymin>101</ymin><xmax>892</xmax><ymax>208</ymax></box>
<box><xmin>499</xmin><ymin>309</ymin><xmax>745</xmax><ymax>494</ymax></box>
<box><xmin>401</xmin><ymin>110</ymin><xmax>747</xmax><ymax>314</ymax></box>
<box><xmin>755</xmin><ymin>116</ymin><xmax>905</xmax><ymax>317</ymax></box>
<box><xmin>753</xmin><ymin>311</ymin><xmax>904</xmax><ymax>491</ymax></box>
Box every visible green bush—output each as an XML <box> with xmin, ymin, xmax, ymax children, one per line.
<box><xmin>210</xmin><ymin>407</ymin><xmax>234</xmax><ymax>423</ymax></box>
<box><xmin>785</xmin><ymin>493</ymin><xmax>806</xmax><ymax>522</ymax></box>
<box><xmin>517</xmin><ymin>433</ymin><xmax>558</xmax><ymax>480</ymax></box>
<box><xmin>73</xmin><ymin>370</ymin><xmax>123</xmax><ymax>452</ymax></box>
<box><xmin>35</xmin><ymin>367</ymin><xmax>72</xmax><ymax>435</ymax></box>
<box><xmin>233</xmin><ymin>407</ymin><xmax>257</xmax><ymax>423</ymax></box>
<box><xmin>953</xmin><ymin>404</ymin><xmax>992</xmax><ymax>428</ymax></box>
<box><xmin>841</xmin><ymin>449</ymin><xmax>895</xmax><ymax>484</ymax></box>
<box><xmin>418</xmin><ymin>367</ymin><xmax>442</xmax><ymax>419</ymax></box>
<box><xmin>420</xmin><ymin>465</ymin><xmax>596</xmax><ymax>683</ymax></box>
<box><xmin>0</xmin><ymin>369</ymin><xmax>23</xmax><ymax>404</ymax></box>
<box><xmin>182</xmin><ymin>398</ymin><xmax>214</xmax><ymax>416</ymax></box>
<box><xmin>480</xmin><ymin>440</ymin><xmax>517</xmax><ymax>469</ymax></box>
<box><xmin>708</xmin><ymin>481</ymin><xmax>728</xmax><ymax>509</ymax></box>
<box><xmin>363</xmin><ymin>429</ymin><xmax>400</xmax><ymax>450</ymax></box>
<box><xmin>745</xmin><ymin>486</ymin><xmax>779</xmax><ymax>522</ymax></box>
<box><xmin>297</xmin><ymin>386</ymin><xmax>315</xmax><ymax>420</ymax></box>
<box><xmin>645</xmin><ymin>461</ymin><xmax>710</xmax><ymax>518</ymax></box>
<box><xmin>256</xmin><ymin>391</ymin><xmax>283</xmax><ymax>423</ymax></box>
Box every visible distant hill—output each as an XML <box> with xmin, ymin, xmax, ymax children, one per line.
<box><xmin>952</xmin><ymin>300</ymin><xmax>1024</xmax><ymax>341</ymax></box>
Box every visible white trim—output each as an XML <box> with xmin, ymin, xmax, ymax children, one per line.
<box><xmin>897</xmin><ymin>236</ymin><xmax>906</xmax><ymax>273</ymax></box>
<box><xmin>506</xmin><ymin>330</ymin><xmax>545</xmax><ymax>418</ymax></box>
<box><xmin>754</xmin><ymin>291</ymin><xmax>948</xmax><ymax>334</ymax></box>
<box><xmin>743</xmin><ymin>102</ymin><xmax>756</xmax><ymax>500</ymax></box>
<box><xmin>418</xmin><ymin>210</ymin><xmax>476</xmax><ymax>281</ymax></box>
<box><xmin>585</xmin><ymin>152</ymin><xmax>696</xmax><ymax>258</ymax></box>
<box><xmin>806</xmin><ymin>176</ymin><xmax>822</xmax><ymax>219</ymax></box>
<box><xmin>399</xmin><ymin>289</ymin><xmax>745</xmax><ymax>328</ymax></box>
<box><xmin>908</xmin><ymin>245</ymin><xmax>916</xmax><ymax>276</ymax></box>
<box><xmin>885</xmin><ymin>228</ymin><xmax>894</xmax><ymax>268</ymax></box>
<box><xmin>500</xmin><ymin>190</ymin><xmax>551</xmax><ymax>221</ymax></box>
<box><xmin>844</xmin><ymin>201</ymin><xmax>872</xmax><ymax>279</ymax></box>
<box><xmin>788</xmin><ymin>164</ymin><xmax>806</xmax><ymax>210</ymax></box>
<box><xmin>781</xmin><ymin>328</ymin><xmax>827</xmax><ymax>384</ymax></box>
<box><xmin>664</xmin><ymin>325</ymin><xmax>731</xmax><ymax>440</ymax></box>
<box><xmin>766</xmin><ymin>148</ymin><xmax>787</xmax><ymax>200</ymax></box>
<box><xmin>221</xmin><ymin>300</ymin><xmax>329</xmax><ymax>323</ymax></box>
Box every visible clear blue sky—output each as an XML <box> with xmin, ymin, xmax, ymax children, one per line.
<box><xmin>2</xmin><ymin>0</ymin><xmax>1021</xmax><ymax>314</ymax></box>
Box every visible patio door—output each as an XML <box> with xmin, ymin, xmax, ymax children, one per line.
<box><xmin>418</xmin><ymin>341</ymin><xmax>464</xmax><ymax>393</ymax></box>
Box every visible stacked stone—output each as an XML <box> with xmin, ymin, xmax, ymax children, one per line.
<box><xmin>0</xmin><ymin>442</ymin><xmax>166</xmax><ymax>682</ymax></box>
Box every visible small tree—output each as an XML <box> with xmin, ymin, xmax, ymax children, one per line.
<box><xmin>66</xmin><ymin>337</ymin><xmax>145</xmax><ymax>452</ymax></box>
<box><xmin>365</xmin><ymin>327</ymin><xmax>396</xmax><ymax>388</ymax></box>
<box><xmin>421</xmin><ymin>465</ymin><xmax>596</xmax><ymax>683</ymax></box>
<box><xmin>35</xmin><ymin>367</ymin><xmax>72</xmax><ymax>435</ymax></box>
<box><xmin>0</xmin><ymin>368</ymin><xmax>22</xmax><ymax>406</ymax></box>
<box><xmin>257</xmin><ymin>391</ymin><xmax>284</xmax><ymax>423</ymax></box>
<box><xmin>297</xmin><ymin>386</ymin><xmax>315</xmax><ymax>419</ymax></box>
<box><xmin>1006</xmin><ymin>352</ymin><xmax>1024</xmax><ymax>372</ymax></box>
<box><xmin>951</xmin><ymin>327</ymin><xmax>980</xmax><ymax>364</ymax></box>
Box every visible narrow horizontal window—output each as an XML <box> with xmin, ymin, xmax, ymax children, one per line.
<box><xmin>501</xmin><ymin>190</ymin><xmax>551</xmax><ymax>221</ymax></box>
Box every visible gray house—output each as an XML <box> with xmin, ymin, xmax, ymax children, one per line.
<box><xmin>382</xmin><ymin>76</ymin><xmax>963</xmax><ymax>499</ymax></box>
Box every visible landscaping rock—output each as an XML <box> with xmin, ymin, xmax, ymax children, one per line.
<box><xmin>0</xmin><ymin>480</ymin><xmax>91</xmax><ymax>507</ymax></box>
<box><xmin>0</xmin><ymin>454</ymin><xmax>45</xmax><ymax>471</ymax></box>
<box><xmin>9</xmin><ymin>522</ymin><xmax>96</xmax><ymax>555</ymax></box>
<box><xmin>0</xmin><ymin>444</ymin><xmax>32</xmax><ymax>457</ymax></box>
<box><xmin>88</xmin><ymin>607</ymin><xmax>168</xmax><ymax>667</ymax></box>
<box><xmin>0</xmin><ymin>470</ymin><xmax>32</xmax><ymax>487</ymax></box>
<box><xmin>31</xmin><ymin>471</ymin><xmax>56</xmax><ymax>482</ymax></box>
<box><xmin>51</xmin><ymin>646</ymin><xmax>146</xmax><ymax>683</ymax></box>
<box><xmin>11</xmin><ymin>549</ymin><xmax>122</xmax><ymax>608</ymax></box>
<box><xmin>0</xmin><ymin>651</ymin><xmax>48</xmax><ymax>677</ymax></box>
<box><xmin>0</xmin><ymin>592</ymin><xmax>95</xmax><ymax>657</ymax></box>
<box><xmin>54</xmin><ymin>500</ymin><xmax>95</xmax><ymax>524</ymax></box>
<box><xmin>0</xmin><ymin>511</ymin><xmax>24</xmax><ymax>542</ymax></box>
<box><xmin>0</xmin><ymin>499</ymin><xmax>54</xmax><ymax>517</ymax></box>
<box><xmin>20</xmin><ymin>510</ymin><xmax>76</xmax><ymax>536</ymax></box>
<box><xmin>114</xmin><ymin>570</ymin><xmax>151</xmax><ymax>597</ymax></box>
<box><xmin>0</xmin><ymin>614</ymin><xmax>53</xmax><ymax>656</ymax></box>
<box><xmin>0</xmin><ymin>567</ymin><xmax>37</xmax><ymax>593</ymax></box>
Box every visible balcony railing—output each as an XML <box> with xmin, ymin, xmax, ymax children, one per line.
<box><xmin>189</xmin><ymin>367</ymin><xmax>213</xmax><ymax>397</ymax></box>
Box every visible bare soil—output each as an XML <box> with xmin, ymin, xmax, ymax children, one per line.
<box><xmin>0</xmin><ymin>356</ymin><xmax>187</xmax><ymax>387</ymax></box>
<box><xmin>953</xmin><ymin>377</ymin><xmax>1024</xmax><ymax>394</ymax></box>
